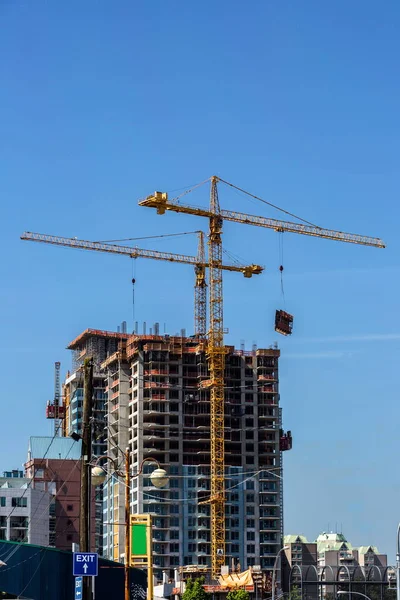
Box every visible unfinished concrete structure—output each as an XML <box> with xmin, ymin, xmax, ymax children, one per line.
<box><xmin>63</xmin><ymin>328</ymin><xmax>130</xmax><ymax>554</ymax></box>
<box><xmin>91</xmin><ymin>328</ymin><xmax>290</xmax><ymax>580</ymax></box>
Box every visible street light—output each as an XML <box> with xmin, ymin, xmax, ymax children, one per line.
<box><xmin>91</xmin><ymin>455</ymin><xmax>168</xmax><ymax>488</ymax></box>
<box><xmin>337</xmin><ymin>591</ymin><xmax>373</xmax><ymax>600</ymax></box>
<box><xmin>272</xmin><ymin>546</ymin><xmax>289</xmax><ymax>600</ymax></box>
<box><xmin>91</xmin><ymin>451</ymin><xmax>168</xmax><ymax>600</ymax></box>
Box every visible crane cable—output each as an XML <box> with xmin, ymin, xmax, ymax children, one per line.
<box><xmin>218</xmin><ymin>177</ymin><xmax>320</xmax><ymax>228</ymax></box>
<box><xmin>95</xmin><ymin>230</ymin><xmax>201</xmax><ymax>244</ymax></box>
<box><xmin>279</xmin><ymin>233</ymin><xmax>285</xmax><ymax>304</ymax></box>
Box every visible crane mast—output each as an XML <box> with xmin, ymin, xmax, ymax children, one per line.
<box><xmin>53</xmin><ymin>361</ymin><xmax>62</xmax><ymax>436</ymax></box>
<box><xmin>207</xmin><ymin>178</ymin><xmax>226</xmax><ymax>572</ymax></box>
<box><xmin>194</xmin><ymin>232</ymin><xmax>207</xmax><ymax>338</ymax></box>
<box><xmin>45</xmin><ymin>361</ymin><xmax>64</xmax><ymax>435</ymax></box>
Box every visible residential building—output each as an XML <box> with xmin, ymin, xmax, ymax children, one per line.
<box><xmin>84</xmin><ymin>328</ymin><xmax>291</xmax><ymax>581</ymax></box>
<box><xmin>24</xmin><ymin>436</ymin><xmax>95</xmax><ymax>551</ymax></box>
<box><xmin>63</xmin><ymin>328</ymin><xmax>129</xmax><ymax>554</ymax></box>
<box><xmin>316</xmin><ymin>532</ymin><xmax>356</xmax><ymax>576</ymax></box>
<box><xmin>0</xmin><ymin>470</ymin><xmax>49</xmax><ymax>546</ymax></box>
<box><xmin>282</xmin><ymin>532</ymin><xmax>388</xmax><ymax>595</ymax></box>
<box><xmin>354</xmin><ymin>546</ymin><xmax>387</xmax><ymax>569</ymax></box>
<box><xmin>282</xmin><ymin>535</ymin><xmax>317</xmax><ymax>590</ymax></box>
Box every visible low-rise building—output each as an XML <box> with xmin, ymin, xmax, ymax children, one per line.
<box><xmin>24</xmin><ymin>435</ymin><xmax>96</xmax><ymax>551</ymax></box>
<box><xmin>283</xmin><ymin>531</ymin><xmax>388</xmax><ymax>595</ymax></box>
<box><xmin>0</xmin><ymin>470</ymin><xmax>49</xmax><ymax>546</ymax></box>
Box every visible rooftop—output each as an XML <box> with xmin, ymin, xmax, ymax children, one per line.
<box><xmin>284</xmin><ymin>535</ymin><xmax>310</xmax><ymax>544</ymax></box>
<box><xmin>27</xmin><ymin>436</ymin><xmax>82</xmax><ymax>461</ymax></box>
<box><xmin>67</xmin><ymin>328</ymin><xmax>130</xmax><ymax>350</ymax></box>
<box><xmin>0</xmin><ymin>477</ymin><xmax>30</xmax><ymax>489</ymax></box>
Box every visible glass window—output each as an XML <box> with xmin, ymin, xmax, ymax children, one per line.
<box><xmin>0</xmin><ymin>498</ymin><xmax>5</xmax><ymax>507</ymax></box>
<box><xmin>12</xmin><ymin>497</ymin><xmax>27</xmax><ymax>508</ymax></box>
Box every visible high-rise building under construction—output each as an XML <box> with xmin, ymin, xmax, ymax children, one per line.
<box><xmin>62</xmin><ymin>328</ymin><xmax>130</xmax><ymax>555</ymax></box>
<box><xmin>62</xmin><ymin>326</ymin><xmax>291</xmax><ymax>579</ymax></box>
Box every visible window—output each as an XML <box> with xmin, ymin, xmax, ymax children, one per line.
<box><xmin>35</xmin><ymin>469</ymin><xmax>44</xmax><ymax>478</ymax></box>
<box><xmin>170</xmin><ymin>530</ymin><xmax>179</xmax><ymax>540</ymax></box>
<box><xmin>247</xmin><ymin>544</ymin><xmax>255</xmax><ymax>554</ymax></box>
<box><xmin>247</xmin><ymin>531</ymin><xmax>255</xmax><ymax>541</ymax></box>
<box><xmin>0</xmin><ymin>498</ymin><xmax>5</xmax><ymax>507</ymax></box>
<box><xmin>247</xmin><ymin>519</ymin><xmax>255</xmax><ymax>528</ymax></box>
<box><xmin>12</xmin><ymin>497</ymin><xmax>27</xmax><ymax>508</ymax></box>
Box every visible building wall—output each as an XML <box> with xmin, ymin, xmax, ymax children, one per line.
<box><xmin>25</xmin><ymin>458</ymin><xmax>96</xmax><ymax>551</ymax></box>
<box><xmin>0</xmin><ymin>478</ymin><xmax>49</xmax><ymax>546</ymax></box>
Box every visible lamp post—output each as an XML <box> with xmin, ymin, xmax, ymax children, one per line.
<box><xmin>91</xmin><ymin>450</ymin><xmax>168</xmax><ymax>600</ymax></box>
<box><xmin>337</xmin><ymin>590</ymin><xmax>373</xmax><ymax>600</ymax></box>
<box><xmin>272</xmin><ymin>546</ymin><xmax>289</xmax><ymax>600</ymax></box>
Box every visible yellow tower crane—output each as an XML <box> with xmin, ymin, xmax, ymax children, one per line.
<box><xmin>139</xmin><ymin>175</ymin><xmax>385</xmax><ymax>578</ymax></box>
<box><xmin>21</xmin><ymin>230</ymin><xmax>263</xmax><ymax>338</ymax></box>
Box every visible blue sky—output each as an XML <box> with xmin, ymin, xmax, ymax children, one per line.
<box><xmin>1</xmin><ymin>1</ymin><xmax>399</xmax><ymax>560</ymax></box>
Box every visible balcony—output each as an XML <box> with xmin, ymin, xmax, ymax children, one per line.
<box><xmin>143</xmin><ymin>446</ymin><xmax>165</xmax><ymax>454</ymax></box>
<box><xmin>10</xmin><ymin>520</ymin><xmax>28</xmax><ymax>528</ymax></box>
<box><xmin>257</xmin><ymin>374</ymin><xmax>276</xmax><ymax>382</ymax></box>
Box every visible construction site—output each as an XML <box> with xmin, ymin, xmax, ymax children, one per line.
<box><xmin>21</xmin><ymin>175</ymin><xmax>385</xmax><ymax>598</ymax></box>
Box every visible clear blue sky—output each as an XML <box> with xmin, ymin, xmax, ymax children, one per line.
<box><xmin>1</xmin><ymin>0</ymin><xmax>399</xmax><ymax>560</ymax></box>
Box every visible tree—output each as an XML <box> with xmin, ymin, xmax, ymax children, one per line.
<box><xmin>289</xmin><ymin>586</ymin><xmax>302</xmax><ymax>600</ymax></box>
<box><xmin>227</xmin><ymin>590</ymin><xmax>250</xmax><ymax>600</ymax></box>
<box><xmin>182</xmin><ymin>578</ymin><xmax>211</xmax><ymax>600</ymax></box>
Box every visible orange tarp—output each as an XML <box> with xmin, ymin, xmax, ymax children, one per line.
<box><xmin>218</xmin><ymin>569</ymin><xmax>254</xmax><ymax>589</ymax></box>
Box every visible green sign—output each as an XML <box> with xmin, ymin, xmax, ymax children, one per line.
<box><xmin>131</xmin><ymin>523</ymin><xmax>147</xmax><ymax>556</ymax></box>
